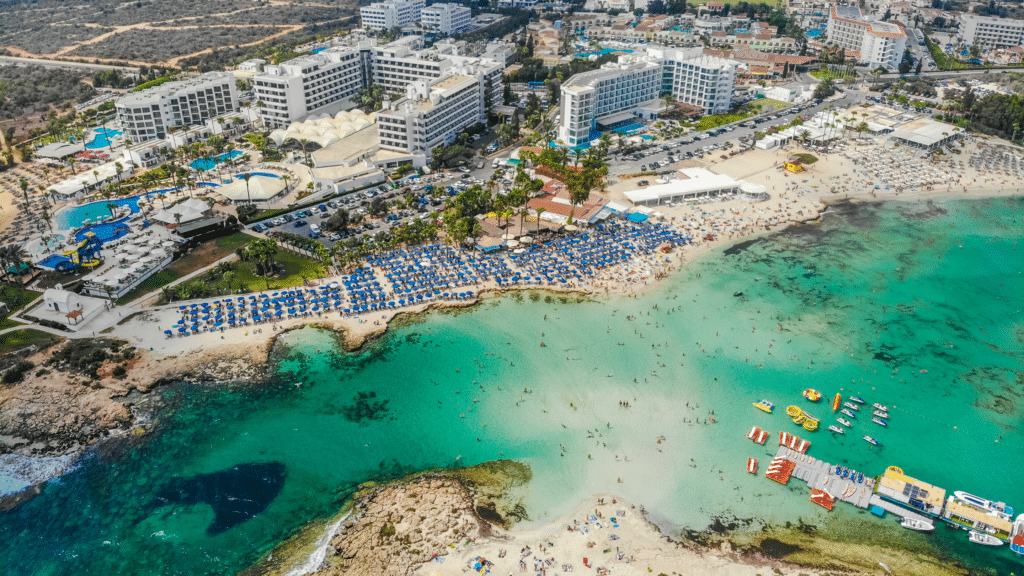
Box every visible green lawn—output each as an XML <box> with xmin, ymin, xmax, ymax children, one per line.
<box><xmin>232</xmin><ymin>250</ymin><xmax>326</xmax><ymax>292</ymax></box>
<box><xmin>0</xmin><ymin>285</ymin><xmax>42</xmax><ymax>329</ymax></box>
<box><xmin>0</xmin><ymin>328</ymin><xmax>64</xmax><ymax>356</ymax></box>
<box><xmin>117</xmin><ymin>232</ymin><xmax>253</xmax><ymax>305</ymax></box>
<box><xmin>811</xmin><ymin>69</ymin><xmax>856</xmax><ymax>82</ymax></box>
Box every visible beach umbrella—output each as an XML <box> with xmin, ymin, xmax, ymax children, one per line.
<box><xmin>164</xmin><ymin>330</ymin><xmax>172</xmax><ymax>336</ymax></box>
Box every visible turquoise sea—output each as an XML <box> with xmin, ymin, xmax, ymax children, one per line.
<box><xmin>1</xmin><ymin>198</ymin><xmax>1022</xmax><ymax>575</ymax></box>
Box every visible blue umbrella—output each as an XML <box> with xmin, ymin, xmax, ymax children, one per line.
<box><xmin>214</xmin><ymin>321</ymin><xmax>223</xmax><ymax>327</ymax></box>
<box><xmin>164</xmin><ymin>330</ymin><xmax>172</xmax><ymax>335</ymax></box>
<box><xmin>178</xmin><ymin>327</ymin><xmax>187</xmax><ymax>333</ymax></box>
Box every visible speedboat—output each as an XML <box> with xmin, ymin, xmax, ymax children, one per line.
<box><xmin>873</xmin><ymin>403</ymin><xmax>888</xmax><ymax>411</ymax></box>
<box><xmin>841</xmin><ymin>409</ymin><xmax>857</xmax><ymax>419</ymax></box>
<box><xmin>837</xmin><ymin>417</ymin><xmax>852</xmax><ymax>427</ymax></box>
<box><xmin>835</xmin><ymin>464</ymin><xmax>843</xmax><ymax>475</ymax></box>
<box><xmin>863</xmin><ymin>435</ymin><xmax>880</xmax><ymax>446</ymax></box>
<box><xmin>733</xmin><ymin>291</ymin><xmax>744</xmax><ymax>297</ymax></box>
<box><xmin>873</xmin><ymin>410</ymin><xmax>889</xmax><ymax>418</ymax></box>
<box><xmin>857</xmin><ymin>471</ymin><xmax>865</xmax><ymax>483</ymax></box>
<box><xmin>754</xmin><ymin>399</ymin><xmax>775</xmax><ymax>413</ymax></box>
<box><xmin>968</xmin><ymin>531</ymin><xmax>1003</xmax><ymax>546</ymax></box>
<box><xmin>828</xmin><ymin>425</ymin><xmax>845</xmax><ymax>434</ymax></box>
<box><xmin>901</xmin><ymin>517</ymin><xmax>935</xmax><ymax>532</ymax></box>
<box><xmin>872</xmin><ymin>417</ymin><xmax>888</xmax><ymax>427</ymax></box>
<box><xmin>841</xmin><ymin>467</ymin><xmax>850</xmax><ymax>478</ymax></box>
<box><xmin>849</xmin><ymin>396</ymin><xmax>865</xmax><ymax>404</ymax></box>
<box><xmin>1010</xmin><ymin>514</ymin><xmax>1024</xmax><ymax>555</ymax></box>
<box><xmin>843</xmin><ymin>402</ymin><xmax>860</xmax><ymax>411</ymax></box>
<box><xmin>953</xmin><ymin>491</ymin><xmax>1013</xmax><ymax>519</ymax></box>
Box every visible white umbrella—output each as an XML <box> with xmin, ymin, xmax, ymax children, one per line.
<box><xmin>518</xmin><ymin>236</ymin><xmax>533</xmax><ymax>243</ymax></box>
<box><xmin>501</xmin><ymin>233</ymin><xmax>516</xmax><ymax>240</ymax></box>
<box><xmin>162</xmin><ymin>240</ymin><xmax>176</xmax><ymax>247</ymax></box>
<box><xmin>564</xmin><ymin>224</ymin><xmax>578</xmax><ymax>231</ymax></box>
<box><xmin>506</xmin><ymin>239</ymin><xmax>520</xmax><ymax>248</ymax></box>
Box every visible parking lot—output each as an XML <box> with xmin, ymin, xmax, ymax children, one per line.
<box><xmin>248</xmin><ymin>169</ymin><xmax>489</xmax><ymax>249</ymax></box>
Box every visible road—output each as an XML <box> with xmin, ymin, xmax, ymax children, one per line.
<box><xmin>0</xmin><ymin>55</ymin><xmax>140</xmax><ymax>75</ymax></box>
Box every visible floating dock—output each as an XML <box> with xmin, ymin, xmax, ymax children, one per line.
<box><xmin>770</xmin><ymin>446</ymin><xmax>874</xmax><ymax>509</ymax></box>
<box><xmin>867</xmin><ymin>494</ymin><xmax>934</xmax><ymax>525</ymax></box>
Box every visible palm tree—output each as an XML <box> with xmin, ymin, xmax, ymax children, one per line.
<box><xmin>222</xmin><ymin>270</ymin><xmax>236</xmax><ymax>294</ymax></box>
<box><xmin>535</xmin><ymin>207</ymin><xmax>546</xmax><ymax>234</ymax></box>
<box><xmin>67</xmin><ymin>157</ymin><xmax>76</xmax><ymax>175</ymax></box>
<box><xmin>173</xmin><ymin>213</ymin><xmax>182</xmax><ymax>228</ymax></box>
<box><xmin>105</xmin><ymin>202</ymin><xmax>118</xmax><ymax>219</ymax></box>
<box><xmin>114</xmin><ymin>161</ymin><xmax>124</xmax><ymax>183</ymax></box>
<box><xmin>18</xmin><ymin>178</ymin><xmax>29</xmax><ymax>204</ymax></box>
<box><xmin>293</xmin><ymin>138</ymin><xmax>314</xmax><ymax>168</ymax></box>
<box><xmin>243</xmin><ymin>172</ymin><xmax>253</xmax><ymax>206</ymax></box>
<box><xmin>2</xmin><ymin>244</ymin><xmax>30</xmax><ymax>285</ymax></box>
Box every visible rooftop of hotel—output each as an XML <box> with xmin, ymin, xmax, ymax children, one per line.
<box><xmin>116</xmin><ymin>72</ymin><xmax>231</xmax><ymax>105</ymax></box>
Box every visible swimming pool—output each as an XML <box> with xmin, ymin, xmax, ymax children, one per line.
<box><xmin>53</xmin><ymin>188</ymin><xmax>181</xmax><ymax>231</ymax></box>
<box><xmin>85</xmin><ymin>128</ymin><xmax>122</xmax><ymax>150</ymax></box>
<box><xmin>614</xmin><ymin>123</ymin><xmax>645</xmax><ymax>135</ymax></box>
<box><xmin>191</xmin><ymin>150</ymin><xmax>243</xmax><ymax>171</ymax></box>
<box><xmin>234</xmin><ymin>172</ymin><xmax>281</xmax><ymax>179</ymax></box>
<box><xmin>574</xmin><ymin>48</ymin><xmax>633</xmax><ymax>58</ymax></box>
<box><xmin>74</xmin><ymin>217</ymin><xmax>132</xmax><ymax>244</ymax></box>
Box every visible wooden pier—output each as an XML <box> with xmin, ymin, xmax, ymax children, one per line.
<box><xmin>772</xmin><ymin>446</ymin><xmax>874</xmax><ymax>509</ymax></box>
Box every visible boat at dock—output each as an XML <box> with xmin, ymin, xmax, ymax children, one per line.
<box><xmin>841</xmin><ymin>409</ymin><xmax>857</xmax><ymax>419</ymax></box>
<box><xmin>747</xmin><ymin>457</ymin><xmax>758</xmax><ymax>474</ymax></box>
<box><xmin>873</xmin><ymin>410</ymin><xmax>889</xmax><ymax>419</ymax></box>
<box><xmin>849</xmin><ymin>396</ymin><xmax>865</xmax><ymax>404</ymax></box>
<box><xmin>837</xmin><ymin>417</ymin><xmax>852</xmax><ymax>427</ymax></box>
<box><xmin>968</xmin><ymin>531</ymin><xmax>1004</xmax><ymax>546</ymax></box>
<box><xmin>873</xmin><ymin>403</ymin><xmax>888</xmax><ymax>411</ymax></box>
<box><xmin>832</xmin><ymin>392</ymin><xmax>841</xmax><ymax>412</ymax></box>
<box><xmin>901</xmin><ymin>517</ymin><xmax>935</xmax><ymax>532</ymax></box>
<box><xmin>754</xmin><ymin>399</ymin><xmax>775</xmax><ymax>413</ymax></box>
<box><xmin>863</xmin><ymin>435</ymin><xmax>880</xmax><ymax>446</ymax></box>
<box><xmin>953</xmin><ymin>491</ymin><xmax>1013</xmax><ymax>519</ymax></box>
<box><xmin>1010</xmin><ymin>514</ymin><xmax>1024</xmax><ymax>555</ymax></box>
<box><xmin>872</xmin><ymin>418</ymin><xmax>888</xmax><ymax>427</ymax></box>
<box><xmin>828</xmin><ymin>425</ymin><xmax>845</xmax><ymax>434</ymax></box>
<box><xmin>843</xmin><ymin>402</ymin><xmax>860</xmax><ymax>411</ymax></box>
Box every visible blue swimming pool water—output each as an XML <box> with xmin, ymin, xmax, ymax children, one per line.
<box><xmin>234</xmin><ymin>172</ymin><xmax>281</xmax><ymax>179</ymax></box>
<box><xmin>85</xmin><ymin>128</ymin><xmax>122</xmax><ymax>150</ymax></box>
<box><xmin>55</xmin><ymin>196</ymin><xmax>142</xmax><ymax>230</ymax></box>
<box><xmin>191</xmin><ymin>150</ymin><xmax>243</xmax><ymax>171</ymax></box>
<box><xmin>614</xmin><ymin>123</ymin><xmax>645</xmax><ymax>135</ymax></box>
<box><xmin>639</xmin><ymin>134</ymin><xmax>654</xmax><ymax>140</ymax></box>
<box><xmin>37</xmin><ymin>254</ymin><xmax>71</xmax><ymax>270</ymax></box>
<box><xmin>74</xmin><ymin>217</ymin><xmax>132</xmax><ymax>244</ymax></box>
<box><xmin>574</xmin><ymin>48</ymin><xmax>633</xmax><ymax>58</ymax></box>
<box><xmin>806</xmin><ymin>29</ymin><xmax>822</xmax><ymax>38</ymax></box>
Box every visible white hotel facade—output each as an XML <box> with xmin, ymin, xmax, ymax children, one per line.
<box><xmin>957</xmin><ymin>13</ymin><xmax>1024</xmax><ymax>48</ymax></box>
<box><xmin>826</xmin><ymin>6</ymin><xmax>907</xmax><ymax>69</ymax></box>
<box><xmin>558</xmin><ymin>47</ymin><xmax>738</xmax><ymax>147</ymax></box>
<box><xmin>360</xmin><ymin>0</ymin><xmax>426</xmax><ymax>30</ymax></box>
<box><xmin>115</xmin><ymin>72</ymin><xmax>238</xmax><ymax>143</ymax></box>
<box><xmin>252</xmin><ymin>36</ymin><xmax>501</xmax><ymax>160</ymax></box>
<box><xmin>421</xmin><ymin>3</ymin><xmax>473</xmax><ymax>35</ymax></box>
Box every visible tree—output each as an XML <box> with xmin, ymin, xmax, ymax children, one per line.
<box><xmin>106</xmin><ymin>203</ymin><xmax>119</xmax><ymax>218</ymax></box>
<box><xmin>243</xmin><ymin>173</ymin><xmax>254</xmax><ymax>206</ymax></box>
<box><xmin>173</xmin><ymin>213</ymin><xmax>182</xmax><ymax>228</ymax></box>
<box><xmin>915</xmin><ymin>59</ymin><xmax>923</xmax><ymax>75</ymax></box>
<box><xmin>18</xmin><ymin>178</ymin><xmax>29</xmax><ymax>205</ymax></box>
<box><xmin>813</xmin><ymin>79</ymin><xmax>836</xmax><ymax>100</ymax></box>
<box><xmin>535</xmin><ymin>207</ymin><xmax>546</xmax><ymax>234</ymax></box>
<box><xmin>223</xmin><ymin>271</ymin><xmax>235</xmax><ymax>294</ymax></box>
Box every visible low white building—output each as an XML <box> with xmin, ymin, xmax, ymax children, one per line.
<box><xmin>38</xmin><ymin>286</ymin><xmax>107</xmax><ymax>330</ymax></box>
<box><xmin>151</xmin><ymin>198</ymin><xmax>213</xmax><ymax>227</ymax></box>
<box><xmin>49</xmin><ymin>160</ymin><xmax>134</xmax><ymax>200</ymax></box>
<box><xmin>421</xmin><ymin>3</ymin><xmax>473</xmax><ymax>35</ymax></box>
<box><xmin>213</xmin><ymin>175</ymin><xmax>289</xmax><ymax>206</ymax></box>
<box><xmin>624</xmin><ymin>167</ymin><xmax>766</xmax><ymax>206</ymax></box>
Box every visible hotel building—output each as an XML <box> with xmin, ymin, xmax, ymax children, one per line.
<box><xmin>360</xmin><ymin>0</ymin><xmax>426</xmax><ymax>30</ymax></box>
<box><xmin>115</xmin><ymin>72</ymin><xmax>238</xmax><ymax>143</ymax></box>
<box><xmin>421</xmin><ymin>3</ymin><xmax>473</xmax><ymax>35</ymax></box>
<box><xmin>826</xmin><ymin>6</ymin><xmax>907</xmax><ymax>69</ymax></box>
<box><xmin>253</xmin><ymin>48</ymin><xmax>369</xmax><ymax>129</ymax></box>
<box><xmin>957</xmin><ymin>13</ymin><xmax>1024</xmax><ymax>49</ymax></box>
<box><xmin>557</xmin><ymin>47</ymin><xmax>739</xmax><ymax>147</ymax></box>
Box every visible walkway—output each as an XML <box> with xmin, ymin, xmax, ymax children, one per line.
<box><xmin>774</xmin><ymin>445</ymin><xmax>874</xmax><ymax>509</ymax></box>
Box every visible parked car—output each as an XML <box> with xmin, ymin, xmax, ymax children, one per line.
<box><xmin>638</xmin><ymin>180</ymin><xmax>650</xmax><ymax>186</ymax></box>
<box><xmin>293</xmin><ymin>220</ymin><xmax>307</xmax><ymax>227</ymax></box>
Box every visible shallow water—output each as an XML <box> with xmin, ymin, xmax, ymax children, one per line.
<box><xmin>1</xmin><ymin>198</ymin><xmax>1021</xmax><ymax>575</ymax></box>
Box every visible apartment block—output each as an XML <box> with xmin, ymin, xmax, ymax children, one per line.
<box><xmin>115</xmin><ymin>72</ymin><xmax>238</xmax><ymax>143</ymax></box>
<box><xmin>557</xmin><ymin>47</ymin><xmax>739</xmax><ymax>147</ymax></box>
<box><xmin>253</xmin><ymin>47</ymin><xmax>369</xmax><ymax>129</ymax></box>
<box><xmin>421</xmin><ymin>3</ymin><xmax>473</xmax><ymax>35</ymax></box>
<box><xmin>826</xmin><ymin>6</ymin><xmax>907</xmax><ymax>68</ymax></box>
<box><xmin>377</xmin><ymin>71</ymin><xmax>491</xmax><ymax>156</ymax></box>
<box><xmin>958</xmin><ymin>13</ymin><xmax>1024</xmax><ymax>48</ymax></box>
<box><xmin>360</xmin><ymin>0</ymin><xmax>426</xmax><ymax>30</ymax></box>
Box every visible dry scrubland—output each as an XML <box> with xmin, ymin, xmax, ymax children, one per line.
<box><xmin>0</xmin><ymin>0</ymin><xmax>356</xmax><ymax>60</ymax></box>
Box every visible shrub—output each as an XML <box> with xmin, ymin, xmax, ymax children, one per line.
<box><xmin>3</xmin><ymin>360</ymin><xmax>35</xmax><ymax>384</ymax></box>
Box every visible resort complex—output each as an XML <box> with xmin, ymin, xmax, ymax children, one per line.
<box><xmin>2</xmin><ymin>2</ymin><xmax>1024</xmax><ymax>576</ymax></box>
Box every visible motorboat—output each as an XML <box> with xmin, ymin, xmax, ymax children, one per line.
<box><xmin>856</xmin><ymin>471</ymin><xmax>865</xmax><ymax>483</ymax></box>
<box><xmin>733</xmin><ymin>291</ymin><xmax>744</xmax><ymax>297</ymax></box>
<box><xmin>953</xmin><ymin>491</ymin><xmax>1013</xmax><ymax>519</ymax></box>
<box><xmin>843</xmin><ymin>402</ymin><xmax>860</xmax><ymax>411</ymax></box>
<box><xmin>835</xmin><ymin>464</ymin><xmax>842</xmax><ymax>475</ymax></box>
<box><xmin>968</xmin><ymin>531</ymin><xmax>1003</xmax><ymax>546</ymax></box>
<box><xmin>873</xmin><ymin>403</ymin><xmax>888</xmax><ymax>411</ymax></box>
<box><xmin>901</xmin><ymin>517</ymin><xmax>935</xmax><ymax>532</ymax></box>
<box><xmin>1010</xmin><ymin>514</ymin><xmax>1024</xmax><ymax>555</ymax></box>
<box><xmin>828</xmin><ymin>425</ymin><xmax>845</xmax><ymax>434</ymax></box>
<box><xmin>754</xmin><ymin>399</ymin><xmax>775</xmax><ymax>413</ymax></box>
<box><xmin>873</xmin><ymin>410</ymin><xmax>889</xmax><ymax>419</ymax></box>
<box><xmin>872</xmin><ymin>417</ymin><xmax>888</xmax><ymax>427</ymax></box>
<box><xmin>863</xmin><ymin>435</ymin><xmax>880</xmax><ymax>446</ymax></box>
<box><xmin>841</xmin><ymin>409</ymin><xmax>857</xmax><ymax>419</ymax></box>
<box><xmin>849</xmin><ymin>396</ymin><xmax>865</xmax><ymax>404</ymax></box>
<box><xmin>841</xmin><ymin>467</ymin><xmax>850</xmax><ymax>478</ymax></box>
<box><xmin>837</xmin><ymin>417</ymin><xmax>853</xmax><ymax>427</ymax></box>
